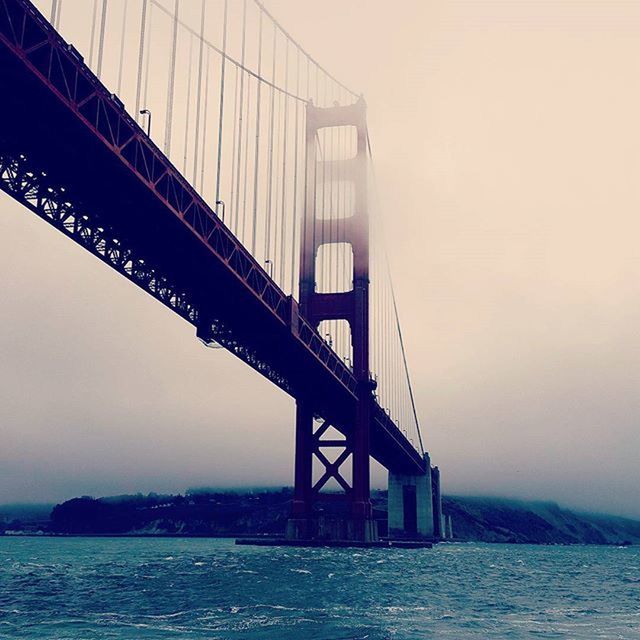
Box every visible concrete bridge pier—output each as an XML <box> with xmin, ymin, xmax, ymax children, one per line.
<box><xmin>388</xmin><ymin>453</ymin><xmax>440</xmax><ymax>541</ymax></box>
<box><xmin>431</xmin><ymin>465</ymin><xmax>443</xmax><ymax>540</ymax></box>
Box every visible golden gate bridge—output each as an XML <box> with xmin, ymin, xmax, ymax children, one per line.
<box><xmin>0</xmin><ymin>0</ymin><xmax>443</xmax><ymax>543</ymax></box>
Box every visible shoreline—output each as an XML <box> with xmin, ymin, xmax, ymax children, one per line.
<box><xmin>0</xmin><ymin>532</ymin><xmax>633</xmax><ymax>547</ymax></box>
<box><xmin>4</xmin><ymin>493</ymin><xmax>639</xmax><ymax>546</ymax></box>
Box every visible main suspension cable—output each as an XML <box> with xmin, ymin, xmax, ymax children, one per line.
<box><xmin>148</xmin><ymin>0</ymin><xmax>353</xmax><ymax>105</ymax></box>
<box><xmin>251</xmin><ymin>0</ymin><xmax>359</xmax><ymax>101</ymax></box>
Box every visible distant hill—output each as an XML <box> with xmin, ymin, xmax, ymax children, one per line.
<box><xmin>0</xmin><ymin>503</ymin><xmax>54</xmax><ymax>532</ymax></box>
<box><xmin>47</xmin><ymin>490</ymin><xmax>292</xmax><ymax>536</ymax></box>
<box><xmin>443</xmin><ymin>496</ymin><xmax>640</xmax><ymax>545</ymax></box>
<box><xmin>1</xmin><ymin>492</ymin><xmax>638</xmax><ymax>545</ymax></box>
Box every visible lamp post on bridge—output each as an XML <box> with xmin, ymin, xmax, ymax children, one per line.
<box><xmin>139</xmin><ymin>109</ymin><xmax>151</xmax><ymax>137</ymax></box>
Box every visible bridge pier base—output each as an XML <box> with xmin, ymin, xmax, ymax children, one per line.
<box><xmin>286</xmin><ymin>515</ymin><xmax>378</xmax><ymax>543</ymax></box>
<box><xmin>388</xmin><ymin>453</ymin><xmax>440</xmax><ymax>541</ymax></box>
<box><xmin>431</xmin><ymin>465</ymin><xmax>443</xmax><ymax>541</ymax></box>
<box><xmin>285</xmin><ymin>517</ymin><xmax>312</xmax><ymax>541</ymax></box>
<box><xmin>286</xmin><ymin>397</ymin><xmax>379</xmax><ymax>543</ymax></box>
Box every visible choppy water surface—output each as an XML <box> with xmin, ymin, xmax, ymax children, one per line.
<box><xmin>0</xmin><ymin>538</ymin><xmax>639</xmax><ymax>639</ymax></box>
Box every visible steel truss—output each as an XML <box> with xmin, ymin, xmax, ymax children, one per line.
<box><xmin>312</xmin><ymin>419</ymin><xmax>352</xmax><ymax>497</ymax></box>
<box><xmin>0</xmin><ymin>146</ymin><xmax>292</xmax><ymax>393</ymax></box>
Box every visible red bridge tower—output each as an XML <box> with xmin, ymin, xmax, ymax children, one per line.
<box><xmin>287</xmin><ymin>98</ymin><xmax>377</xmax><ymax>542</ymax></box>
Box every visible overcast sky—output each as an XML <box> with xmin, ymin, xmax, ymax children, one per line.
<box><xmin>1</xmin><ymin>0</ymin><xmax>638</xmax><ymax>517</ymax></box>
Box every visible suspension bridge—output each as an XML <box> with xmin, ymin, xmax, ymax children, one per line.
<box><xmin>0</xmin><ymin>0</ymin><xmax>443</xmax><ymax>543</ymax></box>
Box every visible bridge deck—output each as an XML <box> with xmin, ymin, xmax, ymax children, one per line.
<box><xmin>0</xmin><ymin>0</ymin><xmax>425</xmax><ymax>475</ymax></box>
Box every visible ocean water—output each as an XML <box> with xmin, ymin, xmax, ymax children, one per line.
<box><xmin>0</xmin><ymin>538</ymin><xmax>638</xmax><ymax>639</ymax></box>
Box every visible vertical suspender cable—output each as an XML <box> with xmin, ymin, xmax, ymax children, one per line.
<box><xmin>116</xmin><ymin>0</ymin><xmax>127</xmax><ymax>95</ymax></box>
<box><xmin>374</xmin><ymin>186</ymin><xmax>380</xmax><ymax>383</ymax></box>
<box><xmin>339</xmin><ymin>124</ymin><xmax>344</xmax><ymax>354</ymax></box>
<box><xmin>279</xmin><ymin>40</ymin><xmax>289</xmax><ymax>286</ymax></box>
<box><xmin>88</xmin><ymin>0</ymin><xmax>98</xmax><ymax>68</ymax></box>
<box><xmin>290</xmin><ymin>47</ymin><xmax>300</xmax><ymax>295</ymax></box>
<box><xmin>272</xmin><ymin>88</ymin><xmax>282</xmax><ymax>282</ymax></box>
<box><xmin>342</xmin><ymin>125</ymin><xmax>347</xmax><ymax>295</ymax></box>
<box><xmin>326</xmin><ymin>123</ymin><xmax>331</xmax><ymax>295</ymax></box>
<box><xmin>342</xmin><ymin>124</ymin><xmax>347</xmax><ymax>357</ymax></box>
<box><xmin>251</xmin><ymin>9</ymin><xmax>263</xmax><ymax>255</ymax></box>
<box><xmin>183</xmin><ymin>35</ymin><xmax>194</xmax><ymax>174</ymax></box>
<box><xmin>385</xmin><ymin>271</ymin><xmax>390</xmax><ymax>417</ymax></box>
<box><xmin>337</xmin><ymin>125</ymin><xmax>341</xmax><ymax>296</ymax></box>
<box><xmin>241</xmin><ymin>77</ymin><xmax>252</xmax><ymax>244</ymax></box>
<box><xmin>388</xmin><ymin>266</ymin><xmax>424</xmax><ymax>454</ymax></box>
<box><xmin>228</xmin><ymin>67</ymin><xmax>240</xmax><ymax>228</ymax></box>
<box><xmin>215</xmin><ymin>0</ymin><xmax>229</xmax><ymax>205</ymax></box>
<box><xmin>134</xmin><ymin>0</ymin><xmax>148</xmax><ymax>122</ymax></box>
<box><xmin>164</xmin><ymin>0</ymin><xmax>180</xmax><ymax>156</ymax></box>
<box><xmin>395</xmin><ymin>308</ymin><xmax>400</xmax><ymax>426</ymax></box>
<box><xmin>330</xmin><ymin>83</ymin><xmax>335</xmax><ymax>296</ymax></box>
<box><xmin>50</xmin><ymin>0</ymin><xmax>58</xmax><ymax>26</ymax></box>
<box><xmin>96</xmin><ymin>0</ymin><xmax>108</xmax><ymax>79</ymax></box>
<box><xmin>305</xmin><ymin>57</ymin><xmax>315</xmax><ymax>302</ymax></box>
<box><xmin>331</xmin><ymin>123</ymin><xmax>335</xmax><ymax>293</ymax></box>
<box><xmin>192</xmin><ymin>0</ymin><xmax>206</xmax><ymax>186</ymax></box>
<box><xmin>200</xmin><ymin>47</ymin><xmax>211</xmax><ymax>195</ymax></box>
<box><xmin>264</xmin><ymin>23</ymin><xmax>277</xmax><ymax>262</ymax></box>
<box><xmin>320</xmin><ymin>71</ymin><xmax>326</xmax><ymax>291</ymax></box>
<box><xmin>300</xmin><ymin>55</ymin><xmax>308</xmax><ymax>298</ymax></box>
<box><xmin>328</xmin><ymin>125</ymin><xmax>333</xmax><ymax>294</ymax></box>
<box><xmin>370</xmin><ymin>126</ymin><xmax>424</xmax><ymax>451</ymax></box>
<box><xmin>233</xmin><ymin>0</ymin><xmax>248</xmax><ymax>235</ymax></box>
<box><xmin>54</xmin><ymin>0</ymin><xmax>62</xmax><ymax>28</ymax></box>
<box><xmin>313</xmin><ymin>117</ymin><xmax>322</xmax><ymax>293</ymax></box>
<box><xmin>142</xmin><ymin>4</ymin><xmax>153</xmax><ymax>109</ymax></box>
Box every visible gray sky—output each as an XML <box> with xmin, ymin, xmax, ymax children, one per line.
<box><xmin>1</xmin><ymin>0</ymin><xmax>639</xmax><ymax>517</ymax></box>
